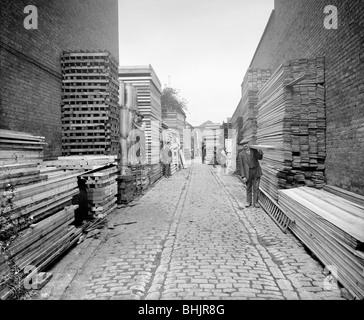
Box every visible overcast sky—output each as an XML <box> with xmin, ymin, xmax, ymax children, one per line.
<box><xmin>118</xmin><ymin>0</ymin><xmax>274</xmax><ymax>127</ymax></box>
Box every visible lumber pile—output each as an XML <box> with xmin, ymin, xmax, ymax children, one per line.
<box><xmin>0</xmin><ymin>130</ymin><xmax>47</xmax><ymax>165</ymax></box>
<box><xmin>80</xmin><ymin>165</ymin><xmax>118</xmax><ymax>219</ymax></box>
<box><xmin>0</xmin><ymin>129</ymin><xmax>85</xmax><ymax>299</ymax></box>
<box><xmin>324</xmin><ymin>185</ymin><xmax>364</xmax><ymax>207</ymax></box>
<box><xmin>241</xmin><ymin>69</ymin><xmax>271</xmax><ymax>143</ymax></box>
<box><xmin>117</xmin><ymin>175</ymin><xmax>135</xmax><ymax>204</ymax></box>
<box><xmin>203</xmin><ymin>123</ymin><xmax>222</xmax><ymax>164</ymax></box>
<box><xmin>43</xmin><ymin>155</ymin><xmax>117</xmax><ymax>170</ymax></box>
<box><xmin>0</xmin><ymin>168</ymin><xmax>80</xmax><ymax>239</ymax></box>
<box><xmin>0</xmin><ymin>205</ymin><xmax>81</xmax><ymax>300</ymax></box>
<box><xmin>278</xmin><ymin>187</ymin><xmax>364</xmax><ymax>299</ymax></box>
<box><xmin>256</xmin><ymin>57</ymin><xmax>326</xmax><ymax>200</ymax></box>
<box><xmin>117</xmin><ymin>163</ymin><xmax>161</xmax><ymax>204</ymax></box>
<box><xmin>148</xmin><ymin>163</ymin><xmax>163</xmax><ymax>185</ymax></box>
<box><xmin>119</xmin><ymin>65</ymin><xmax>162</xmax><ymax>165</ymax></box>
<box><xmin>61</xmin><ymin>50</ymin><xmax>120</xmax><ymax>156</ymax></box>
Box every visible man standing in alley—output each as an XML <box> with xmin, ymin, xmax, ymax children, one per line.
<box><xmin>238</xmin><ymin>138</ymin><xmax>263</xmax><ymax>208</ymax></box>
<box><xmin>160</xmin><ymin>141</ymin><xmax>172</xmax><ymax>178</ymax></box>
<box><xmin>202</xmin><ymin>141</ymin><xmax>206</xmax><ymax>164</ymax></box>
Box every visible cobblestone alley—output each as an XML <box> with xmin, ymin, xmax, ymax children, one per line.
<box><xmin>37</xmin><ymin>163</ymin><xmax>345</xmax><ymax>300</ymax></box>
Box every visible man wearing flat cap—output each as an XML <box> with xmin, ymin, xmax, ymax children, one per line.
<box><xmin>238</xmin><ymin>138</ymin><xmax>263</xmax><ymax>208</ymax></box>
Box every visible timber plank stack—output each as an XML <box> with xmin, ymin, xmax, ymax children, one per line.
<box><xmin>80</xmin><ymin>165</ymin><xmax>118</xmax><ymax>218</ymax></box>
<box><xmin>0</xmin><ymin>205</ymin><xmax>81</xmax><ymax>300</ymax></box>
<box><xmin>43</xmin><ymin>155</ymin><xmax>117</xmax><ymax>170</ymax></box>
<box><xmin>148</xmin><ymin>163</ymin><xmax>163</xmax><ymax>185</ymax></box>
<box><xmin>256</xmin><ymin>57</ymin><xmax>326</xmax><ymax>200</ymax></box>
<box><xmin>61</xmin><ymin>50</ymin><xmax>120</xmax><ymax>156</ymax></box>
<box><xmin>119</xmin><ymin>65</ymin><xmax>162</xmax><ymax>165</ymax></box>
<box><xmin>240</xmin><ymin>69</ymin><xmax>271</xmax><ymax>143</ymax></box>
<box><xmin>0</xmin><ymin>129</ymin><xmax>84</xmax><ymax>300</ymax></box>
<box><xmin>278</xmin><ymin>187</ymin><xmax>364</xmax><ymax>299</ymax></box>
<box><xmin>204</xmin><ymin>123</ymin><xmax>221</xmax><ymax>164</ymax></box>
<box><xmin>117</xmin><ymin>175</ymin><xmax>135</xmax><ymax>204</ymax></box>
<box><xmin>0</xmin><ymin>130</ymin><xmax>46</xmax><ymax>165</ymax></box>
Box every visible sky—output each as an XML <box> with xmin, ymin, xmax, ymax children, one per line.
<box><xmin>118</xmin><ymin>0</ymin><xmax>274</xmax><ymax>127</ymax></box>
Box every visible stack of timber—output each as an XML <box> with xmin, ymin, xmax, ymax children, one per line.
<box><xmin>80</xmin><ymin>165</ymin><xmax>118</xmax><ymax>218</ymax></box>
<box><xmin>162</xmin><ymin>107</ymin><xmax>186</xmax><ymax>151</ymax></box>
<box><xmin>0</xmin><ymin>130</ymin><xmax>46</xmax><ymax>165</ymax></box>
<box><xmin>117</xmin><ymin>175</ymin><xmax>135</xmax><ymax>204</ymax></box>
<box><xmin>61</xmin><ymin>50</ymin><xmax>120</xmax><ymax>156</ymax></box>
<box><xmin>119</xmin><ymin>65</ymin><xmax>162</xmax><ymax>165</ymax></box>
<box><xmin>240</xmin><ymin>69</ymin><xmax>271</xmax><ymax>143</ymax></box>
<box><xmin>324</xmin><ymin>185</ymin><xmax>364</xmax><ymax>207</ymax></box>
<box><xmin>204</xmin><ymin>123</ymin><xmax>222</xmax><ymax>164</ymax></box>
<box><xmin>0</xmin><ymin>205</ymin><xmax>81</xmax><ymax>300</ymax></box>
<box><xmin>0</xmin><ymin>169</ymin><xmax>80</xmax><ymax>240</ymax></box>
<box><xmin>278</xmin><ymin>187</ymin><xmax>364</xmax><ymax>299</ymax></box>
<box><xmin>0</xmin><ymin>129</ymin><xmax>84</xmax><ymax>300</ymax></box>
<box><xmin>256</xmin><ymin>57</ymin><xmax>326</xmax><ymax>200</ymax></box>
<box><xmin>148</xmin><ymin>163</ymin><xmax>163</xmax><ymax>185</ymax></box>
<box><xmin>43</xmin><ymin>155</ymin><xmax>117</xmax><ymax>170</ymax></box>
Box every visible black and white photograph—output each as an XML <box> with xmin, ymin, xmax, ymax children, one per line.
<box><xmin>0</xmin><ymin>0</ymin><xmax>363</xmax><ymax>312</ymax></box>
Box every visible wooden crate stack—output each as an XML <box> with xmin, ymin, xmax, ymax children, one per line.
<box><xmin>80</xmin><ymin>165</ymin><xmax>118</xmax><ymax>219</ymax></box>
<box><xmin>255</xmin><ymin>57</ymin><xmax>326</xmax><ymax>201</ymax></box>
<box><xmin>61</xmin><ymin>50</ymin><xmax>120</xmax><ymax>156</ymax></box>
<box><xmin>278</xmin><ymin>186</ymin><xmax>364</xmax><ymax>300</ymax></box>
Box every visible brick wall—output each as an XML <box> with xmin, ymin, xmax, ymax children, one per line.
<box><xmin>249</xmin><ymin>0</ymin><xmax>364</xmax><ymax>195</ymax></box>
<box><xmin>0</xmin><ymin>0</ymin><xmax>119</xmax><ymax>157</ymax></box>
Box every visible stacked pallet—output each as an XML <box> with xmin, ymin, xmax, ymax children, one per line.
<box><xmin>0</xmin><ymin>205</ymin><xmax>81</xmax><ymax>300</ymax></box>
<box><xmin>0</xmin><ymin>130</ymin><xmax>46</xmax><ymax>165</ymax></box>
<box><xmin>278</xmin><ymin>187</ymin><xmax>364</xmax><ymax>299</ymax></box>
<box><xmin>119</xmin><ymin>65</ymin><xmax>162</xmax><ymax>165</ymax></box>
<box><xmin>61</xmin><ymin>50</ymin><xmax>120</xmax><ymax>156</ymax></box>
<box><xmin>256</xmin><ymin>57</ymin><xmax>326</xmax><ymax>200</ymax></box>
<box><xmin>80</xmin><ymin>165</ymin><xmax>118</xmax><ymax>219</ymax></box>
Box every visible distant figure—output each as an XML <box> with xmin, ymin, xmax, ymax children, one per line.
<box><xmin>238</xmin><ymin>138</ymin><xmax>263</xmax><ymax>208</ymax></box>
<box><xmin>160</xmin><ymin>141</ymin><xmax>172</xmax><ymax>178</ymax></box>
<box><xmin>202</xmin><ymin>142</ymin><xmax>206</xmax><ymax>164</ymax></box>
<box><xmin>213</xmin><ymin>146</ymin><xmax>217</xmax><ymax>168</ymax></box>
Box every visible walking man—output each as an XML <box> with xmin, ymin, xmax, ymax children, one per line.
<box><xmin>238</xmin><ymin>138</ymin><xmax>263</xmax><ymax>208</ymax></box>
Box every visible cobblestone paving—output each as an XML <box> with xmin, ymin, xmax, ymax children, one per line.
<box><xmin>39</xmin><ymin>163</ymin><xmax>345</xmax><ymax>300</ymax></box>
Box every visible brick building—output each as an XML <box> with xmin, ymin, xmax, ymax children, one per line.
<box><xmin>245</xmin><ymin>0</ymin><xmax>364</xmax><ymax>195</ymax></box>
<box><xmin>0</xmin><ymin>0</ymin><xmax>119</xmax><ymax>157</ymax></box>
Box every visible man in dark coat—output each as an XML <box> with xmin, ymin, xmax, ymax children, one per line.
<box><xmin>238</xmin><ymin>138</ymin><xmax>263</xmax><ymax>208</ymax></box>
